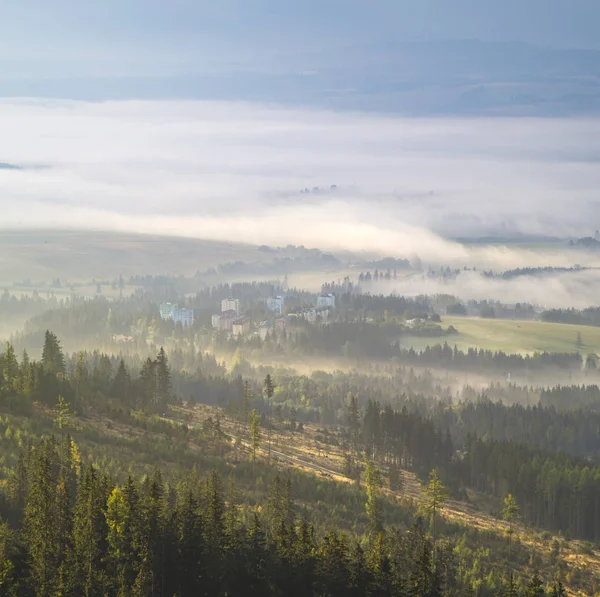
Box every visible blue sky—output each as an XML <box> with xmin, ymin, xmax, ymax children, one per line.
<box><xmin>2</xmin><ymin>0</ymin><xmax>599</xmax><ymax>79</ymax></box>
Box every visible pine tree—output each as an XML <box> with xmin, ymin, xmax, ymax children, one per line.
<box><xmin>249</xmin><ymin>409</ymin><xmax>262</xmax><ymax>463</ymax></box>
<box><xmin>143</xmin><ymin>470</ymin><xmax>165</xmax><ymax>597</ymax></box>
<box><xmin>138</xmin><ymin>358</ymin><xmax>157</xmax><ymax>410</ymax></box>
<box><xmin>74</xmin><ymin>352</ymin><xmax>88</xmax><ymax>408</ymax></box>
<box><xmin>242</xmin><ymin>380</ymin><xmax>251</xmax><ymax>424</ymax></box>
<box><xmin>525</xmin><ymin>573</ymin><xmax>546</xmax><ymax>597</ymax></box>
<box><xmin>364</xmin><ymin>457</ymin><xmax>383</xmax><ymax>535</ymax></box>
<box><xmin>156</xmin><ymin>347</ymin><xmax>172</xmax><ymax>407</ymax></box>
<box><xmin>54</xmin><ymin>472</ymin><xmax>73</xmax><ymax>591</ymax></box>
<box><xmin>25</xmin><ymin>440</ymin><xmax>60</xmax><ymax>596</ymax></box>
<box><xmin>106</xmin><ymin>478</ymin><xmax>141</xmax><ymax>593</ymax></box>
<box><xmin>347</xmin><ymin>393</ymin><xmax>360</xmax><ymax>454</ymax></box>
<box><xmin>502</xmin><ymin>494</ymin><xmax>520</xmax><ymax>578</ymax></box>
<box><xmin>7</xmin><ymin>452</ymin><xmax>28</xmax><ymax>521</ymax></box>
<box><xmin>246</xmin><ymin>512</ymin><xmax>268</xmax><ymax>597</ymax></box>
<box><xmin>225</xmin><ymin>472</ymin><xmax>240</xmax><ymax>548</ymax></box>
<box><xmin>421</xmin><ymin>469</ymin><xmax>448</xmax><ymax>566</ymax></box>
<box><xmin>110</xmin><ymin>359</ymin><xmax>131</xmax><ymax>401</ymax></box>
<box><xmin>388</xmin><ymin>461</ymin><xmax>403</xmax><ymax>492</ymax></box>
<box><xmin>1</xmin><ymin>342</ymin><xmax>19</xmax><ymax>401</ymax></box>
<box><xmin>20</xmin><ymin>349</ymin><xmax>32</xmax><ymax>397</ymax></box>
<box><xmin>41</xmin><ymin>331</ymin><xmax>65</xmax><ymax>377</ymax></box>
<box><xmin>52</xmin><ymin>396</ymin><xmax>79</xmax><ymax>443</ymax></box>
<box><xmin>176</xmin><ymin>490</ymin><xmax>203</xmax><ymax>596</ymax></box>
<box><xmin>263</xmin><ymin>375</ymin><xmax>275</xmax><ymax>463</ymax></box>
<box><xmin>0</xmin><ymin>521</ymin><xmax>19</xmax><ymax>594</ymax></box>
<box><xmin>72</xmin><ymin>465</ymin><xmax>109</xmax><ymax>597</ymax></box>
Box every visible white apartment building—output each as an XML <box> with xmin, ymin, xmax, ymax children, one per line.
<box><xmin>266</xmin><ymin>295</ymin><xmax>285</xmax><ymax>315</ymax></box>
<box><xmin>316</xmin><ymin>294</ymin><xmax>336</xmax><ymax>309</ymax></box>
<box><xmin>221</xmin><ymin>297</ymin><xmax>240</xmax><ymax>314</ymax></box>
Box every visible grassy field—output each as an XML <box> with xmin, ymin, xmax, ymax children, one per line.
<box><xmin>400</xmin><ymin>316</ymin><xmax>600</xmax><ymax>355</ymax></box>
<box><xmin>0</xmin><ymin>229</ymin><xmax>279</xmax><ymax>283</ymax></box>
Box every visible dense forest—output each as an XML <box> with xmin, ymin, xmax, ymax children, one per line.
<box><xmin>1</xmin><ymin>325</ymin><xmax>599</xmax><ymax>593</ymax></box>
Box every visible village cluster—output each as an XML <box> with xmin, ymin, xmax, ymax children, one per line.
<box><xmin>158</xmin><ymin>292</ymin><xmax>336</xmax><ymax>339</ymax></box>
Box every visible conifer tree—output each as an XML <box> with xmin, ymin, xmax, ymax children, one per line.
<box><xmin>138</xmin><ymin>358</ymin><xmax>157</xmax><ymax>410</ymax></box>
<box><xmin>25</xmin><ymin>440</ymin><xmax>60</xmax><ymax>596</ymax></box>
<box><xmin>364</xmin><ymin>457</ymin><xmax>383</xmax><ymax>535</ymax></box>
<box><xmin>502</xmin><ymin>493</ymin><xmax>520</xmax><ymax>572</ymax></box>
<box><xmin>388</xmin><ymin>461</ymin><xmax>403</xmax><ymax>492</ymax></box>
<box><xmin>525</xmin><ymin>573</ymin><xmax>546</xmax><ymax>597</ymax></box>
<box><xmin>249</xmin><ymin>409</ymin><xmax>262</xmax><ymax>463</ymax></box>
<box><xmin>156</xmin><ymin>347</ymin><xmax>172</xmax><ymax>407</ymax></box>
<box><xmin>225</xmin><ymin>472</ymin><xmax>240</xmax><ymax>548</ymax></box>
<box><xmin>7</xmin><ymin>452</ymin><xmax>28</xmax><ymax>521</ymax></box>
<box><xmin>346</xmin><ymin>393</ymin><xmax>360</xmax><ymax>454</ymax></box>
<box><xmin>176</xmin><ymin>490</ymin><xmax>203</xmax><ymax>596</ymax></box>
<box><xmin>72</xmin><ymin>465</ymin><xmax>109</xmax><ymax>597</ymax></box>
<box><xmin>263</xmin><ymin>375</ymin><xmax>275</xmax><ymax>462</ymax></box>
<box><xmin>242</xmin><ymin>380</ymin><xmax>251</xmax><ymax>424</ymax></box>
<box><xmin>143</xmin><ymin>470</ymin><xmax>165</xmax><ymax>597</ymax></box>
<box><xmin>41</xmin><ymin>331</ymin><xmax>65</xmax><ymax>377</ymax></box>
<box><xmin>421</xmin><ymin>469</ymin><xmax>448</xmax><ymax>566</ymax></box>
<box><xmin>1</xmin><ymin>342</ymin><xmax>19</xmax><ymax>400</ymax></box>
<box><xmin>110</xmin><ymin>359</ymin><xmax>130</xmax><ymax>401</ymax></box>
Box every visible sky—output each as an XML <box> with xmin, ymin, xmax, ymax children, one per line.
<box><xmin>2</xmin><ymin>0</ymin><xmax>600</xmax><ymax>79</ymax></box>
<box><xmin>1</xmin><ymin>1</ymin><xmax>600</xmax><ymax>263</ymax></box>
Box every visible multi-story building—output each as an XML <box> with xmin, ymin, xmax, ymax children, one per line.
<box><xmin>159</xmin><ymin>302</ymin><xmax>195</xmax><ymax>327</ymax></box>
<box><xmin>266</xmin><ymin>295</ymin><xmax>285</xmax><ymax>315</ymax></box>
<box><xmin>159</xmin><ymin>302</ymin><xmax>176</xmax><ymax>320</ymax></box>
<box><xmin>172</xmin><ymin>308</ymin><xmax>195</xmax><ymax>328</ymax></box>
<box><xmin>232</xmin><ymin>316</ymin><xmax>251</xmax><ymax>336</ymax></box>
<box><xmin>317</xmin><ymin>294</ymin><xmax>336</xmax><ymax>309</ymax></box>
<box><xmin>218</xmin><ymin>310</ymin><xmax>238</xmax><ymax>332</ymax></box>
<box><xmin>221</xmin><ymin>296</ymin><xmax>240</xmax><ymax>314</ymax></box>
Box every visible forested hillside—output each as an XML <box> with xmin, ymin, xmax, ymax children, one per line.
<box><xmin>0</xmin><ymin>332</ymin><xmax>597</xmax><ymax>595</ymax></box>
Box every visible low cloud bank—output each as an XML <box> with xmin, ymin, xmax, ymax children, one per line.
<box><xmin>1</xmin><ymin>98</ymin><xmax>600</xmax><ymax>272</ymax></box>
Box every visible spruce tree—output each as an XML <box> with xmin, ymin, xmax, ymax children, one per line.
<box><xmin>421</xmin><ymin>469</ymin><xmax>448</xmax><ymax>566</ymax></box>
<box><xmin>156</xmin><ymin>347</ymin><xmax>172</xmax><ymax>408</ymax></box>
<box><xmin>249</xmin><ymin>409</ymin><xmax>262</xmax><ymax>463</ymax></box>
<box><xmin>25</xmin><ymin>440</ymin><xmax>60</xmax><ymax>596</ymax></box>
<box><xmin>263</xmin><ymin>375</ymin><xmax>275</xmax><ymax>463</ymax></box>
<box><xmin>110</xmin><ymin>359</ymin><xmax>130</xmax><ymax>401</ymax></box>
<box><xmin>72</xmin><ymin>465</ymin><xmax>109</xmax><ymax>597</ymax></box>
<box><xmin>364</xmin><ymin>457</ymin><xmax>383</xmax><ymax>535</ymax></box>
<box><xmin>502</xmin><ymin>494</ymin><xmax>520</xmax><ymax>571</ymax></box>
<box><xmin>41</xmin><ymin>331</ymin><xmax>65</xmax><ymax>377</ymax></box>
<box><xmin>346</xmin><ymin>393</ymin><xmax>360</xmax><ymax>454</ymax></box>
<box><xmin>176</xmin><ymin>490</ymin><xmax>203</xmax><ymax>596</ymax></box>
<box><xmin>525</xmin><ymin>573</ymin><xmax>546</xmax><ymax>597</ymax></box>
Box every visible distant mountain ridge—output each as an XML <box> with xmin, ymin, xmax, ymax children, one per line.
<box><xmin>1</xmin><ymin>40</ymin><xmax>599</xmax><ymax>116</ymax></box>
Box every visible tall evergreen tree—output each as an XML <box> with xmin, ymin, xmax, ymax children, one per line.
<box><xmin>263</xmin><ymin>375</ymin><xmax>275</xmax><ymax>463</ymax></box>
<box><xmin>41</xmin><ymin>331</ymin><xmax>65</xmax><ymax>377</ymax></box>
<box><xmin>24</xmin><ymin>440</ymin><xmax>60</xmax><ymax>596</ymax></box>
<box><xmin>525</xmin><ymin>573</ymin><xmax>546</xmax><ymax>597</ymax></box>
<box><xmin>72</xmin><ymin>465</ymin><xmax>109</xmax><ymax>597</ymax></box>
<box><xmin>364</xmin><ymin>457</ymin><xmax>383</xmax><ymax>535</ymax></box>
<box><xmin>156</xmin><ymin>347</ymin><xmax>172</xmax><ymax>407</ymax></box>
<box><xmin>249</xmin><ymin>409</ymin><xmax>262</xmax><ymax>463</ymax></box>
<box><xmin>421</xmin><ymin>469</ymin><xmax>448</xmax><ymax>567</ymax></box>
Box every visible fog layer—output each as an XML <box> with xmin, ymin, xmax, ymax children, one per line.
<box><xmin>1</xmin><ymin>99</ymin><xmax>600</xmax><ymax>270</ymax></box>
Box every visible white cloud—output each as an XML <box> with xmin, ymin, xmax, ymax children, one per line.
<box><xmin>1</xmin><ymin>98</ymin><xmax>600</xmax><ymax>271</ymax></box>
